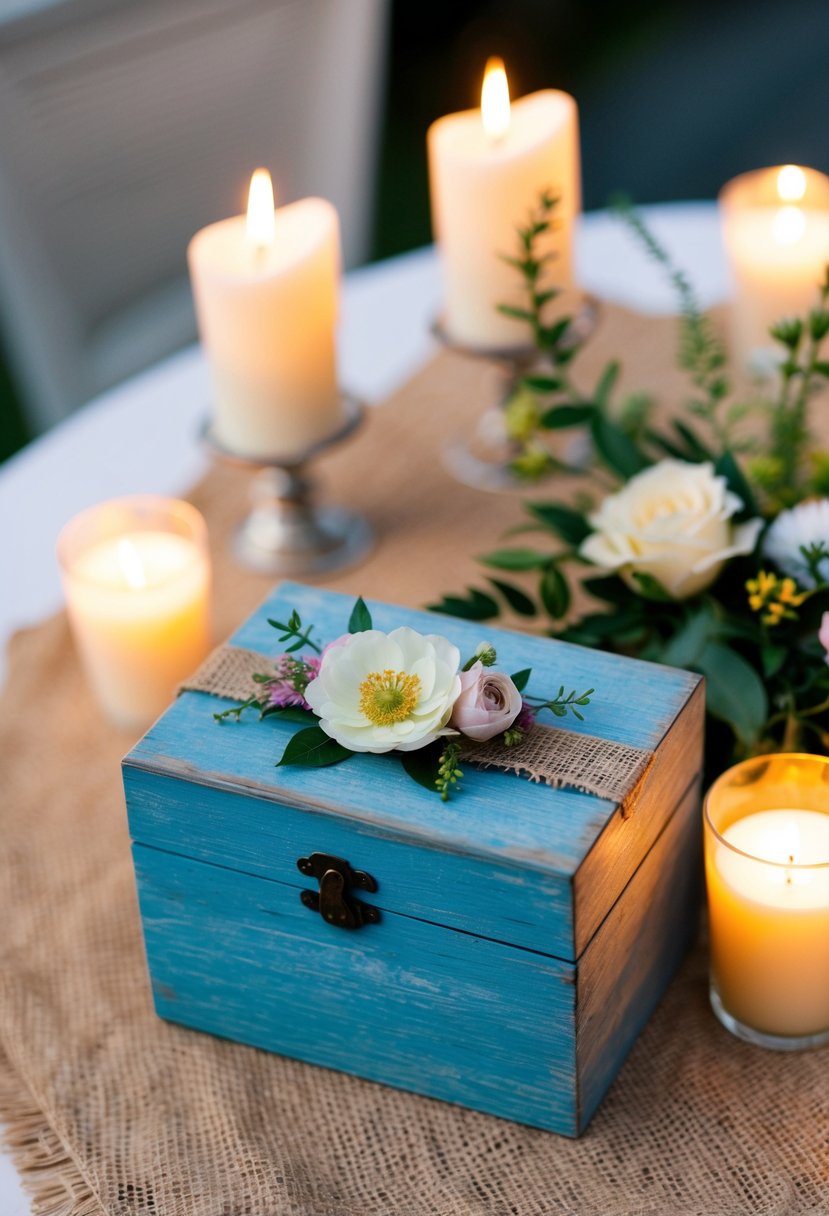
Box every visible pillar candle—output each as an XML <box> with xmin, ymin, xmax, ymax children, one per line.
<box><xmin>704</xmin><ymin>753</ymin><xmax>829</xmax><ymax>1046</ymax></box>
<box><xmin>719</xmin><ymin>164</ymin><xmax>829</xmax><ymax>371</ymax></box>
<box><xmin>428</xmin><ymin>59</ymin><xmax>581</xmax><ymax>349</ymax></box>
<box><xmin>188</xmin><ymin>170</ymin><xmax>343</xmax><ymax>460</ymax></box>
<box><xmin>59</xmin><ymin>497</ymin><xmax>211</xmax><ymax>731</ymax></box>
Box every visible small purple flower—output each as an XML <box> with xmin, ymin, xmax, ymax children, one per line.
<box><xmin>265</xmin><ymin>654</ymin><xmax>321</xmax><ymax>710</ymax></box>
<box><xmin>515</xmin><ymin>701</ymin><xmax>536</xmax><ymax>732</ymax></box>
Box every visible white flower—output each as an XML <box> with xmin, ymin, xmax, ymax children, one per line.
<box><xmin>580</xmin><ymin>459</ymin><xmax>762</xmax><ymax>599</ymax></box>
<box><xmin>304</xmin><ymin>627</ymin><xmax>462</xmax><ymax>754</ymax></box>
<box><xmin>762</xmin><ymin>499</ymin><xmax>829</xmax><ymax>588</ymax></box>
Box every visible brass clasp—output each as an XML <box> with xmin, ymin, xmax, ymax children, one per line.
<box><xmin>297</xmin><ymin>853</ymin><xmax>380</xmax><ymax>930</ymax></box>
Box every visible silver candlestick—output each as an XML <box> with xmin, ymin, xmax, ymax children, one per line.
<box><xmin>204</xmin><ymin>394</ymin><xmax>373</xmax><ymax>575</ymax></box>
<box><xmin>434</xmin><ymin>296</ymin><xmax>600</xmax><ymax>492</ymax></box>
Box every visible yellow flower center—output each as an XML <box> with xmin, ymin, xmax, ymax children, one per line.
<box><xmin>359</xmin><ymin>669</ymin><xmax>421</xmax><ymax>726</ymax></box>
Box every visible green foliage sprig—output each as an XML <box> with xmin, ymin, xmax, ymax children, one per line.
<box><xmin>433</xmin><ymin>194</ymin><xmax>829</xmax><ymax>772</ymax></box>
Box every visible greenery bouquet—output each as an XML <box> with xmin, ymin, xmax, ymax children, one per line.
<box><xmin>432</xmin><ymin>196</ymin><xmax>829</xmax><ymax>776</ymax></box>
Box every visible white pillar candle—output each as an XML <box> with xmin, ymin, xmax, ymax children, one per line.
<box><xmin>428</xmin><ymin>58</ymin><xmax>581</xmax><ymax>350</ymax></box>
<box><xmin>59</xmin><ymin>497</ymin><xmax>211</xmax><ymax>731</ymax></box>
<box><xmin>720</xmin><ymin>164</ymin><xmax>829</xmax><ymax>372</ymax></box>
<box><xmin>704</xmin><ymin>753</ymin><xmax>829</xmax><ymax>1046</ymax></box>
<box><xmin>188</xmin><ymin>169</ymin><xmax>343</xmax><ymax>460</ymax></box>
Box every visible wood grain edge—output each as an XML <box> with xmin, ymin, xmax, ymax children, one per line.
<box><xmin>572</xmin><ymin>677</ymin><xmax>705</xmax><ymax>956</ymax></box>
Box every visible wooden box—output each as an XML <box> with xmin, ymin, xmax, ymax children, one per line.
<box><xmin>122</xmin><ymin>583</ymin><xmax>704</xmax><ymax>1137</ymax></box>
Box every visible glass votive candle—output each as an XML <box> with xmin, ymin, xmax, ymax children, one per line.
<box><xmin>58</xmin><ymin>496</ymin><xmax>212</xmax><ymax>731</ymax></box>
<box><xmin>704</xmin><ymin>753</ymin><xmax>829</xmax><ymax>1050</ymax></box>
<box><xmin>719</xmin><ymin>164</ymin><xmax>829</xmax><ymax>374</ymax></box>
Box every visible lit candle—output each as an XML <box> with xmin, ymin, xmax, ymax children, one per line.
<box><xmin>719</xmin><ymin>164</ymin><xmax>829</xmax><ymax>371</ymax></box>
<box><xmin>59</xmin><ymin>497</ymin><xmax>211</xmax><ymax>731</ymax></box>
<box><xmin>427</xmin><ymin>58</ymin><xmax>581</xmax><ymax>349</ymax></box>
<box><xmin>188</xmin><ymin>169</ymin><xmax>343</xmax><ymax>460</ymax></box>
<box><xmin>704</xmin><ymin>754</ymin><xmax>829</xmax><ymax>1048</ymax></box>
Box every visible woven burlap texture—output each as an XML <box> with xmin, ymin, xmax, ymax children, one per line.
<box><xmin>2</xmin><ymin>307</ymin><xmax>827</xmax><ymax>1216</ymax></box>
<box><xmin>181</xmin><ymin>644</ymin><xmax>653</xmax><ymax>808</ymax></box>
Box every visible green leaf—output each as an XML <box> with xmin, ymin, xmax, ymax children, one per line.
<box><xmin>400</xmin><ymin>742</ymin><xmax>443</xmax><ymax>793</ymax></box>
<box><xmin>658</xmin><ymin>604</ymin><xmax>716</xmax><ymax>667</ymax></box>
<box><xmin>526</xmin><ymin>502</ymin><xmax>591</xmax><ymax>545</ymax></box>
<box><xmin>510</xmin><ymin>668</ymin><xmax>532</xmax><ymax>692</ymax></box>
<box><xmin>630</xmin><ymin>571</ymin><xmax>673</xmax><ymax>601</ymax></box>
<box><xmin>428</xmin><ymin>589</ymin><xmax>499</xmax><ymax>621</ymax></box>
<box><xmin>479</xmin><ymin>548</ymin><xmax>551</xmax><ymax>571</ymax></box>
<box><xmin>539</xmin><ymin>564</ymin><xmax>571</xmax><ymax>618</ymax></box>
<box><xmin>538</xmin><ymin>319</ymin><xmax>571</xmax><ymax>348</ymax></box>
<box><xmin>497</xmin><ymin>304</ymin><xmax>534</xmax><ymax>322</ymax></box>
<box><xmin>672</xmin><ymin>420</ymin><xmax>715</xmax><ymax>461</ymax></box>
<box><xmin>761</xmin><ymin>644</ymin><xmax>788</xmax><ymax>679</ymax></box>
<box><xmin>539</xmin><ymin>404</ymin><xmax>595</xmax><ymax>429</ymax></box>
<box><xmin>696</xmin><ymin>642</ymin><xmax>768</xmax><ymax>747</ymax></box>
<box><xmin>581</xmin><ymin>574</ymin><xmax>635</xmax><ymax>605</ymax></box>
<box><xmin>715</xmin><ymin>450</ymin><xmax>758</xmax><ymax>518</ymax></box>
<box><xmin>348</xmin><ymin>596</ymin><xmax>373</xmax><ymax>633</ymax></box>
<box><xmin>487</xmin><ymin>578</ymin><xmax>537</xmax><ymax>617</ymax></box>
<box><xmin>594</xmin><ymin>360</ymin><xmax>620</xmax><ymax>407</ymax></box>
<box><xmin>521</xmin><ymin>374</ymin><xmax>562</xmax><ymax>393</ymax></box>
<box><xmin>813</xmin><ymin>361</ymin><xmax>829</xmax><ymax>378</ymax></box>
<box><xmin>277</xmin><ymin>726</ymin><xmax>354</xmax><ymax>768</ymax></box>
<box><xmin>261</xmin><ymin>706</ymin><xmax>316</xmax><ymax>724</ymax></box>
<box><xmin>590</xmin><ymin>413</ymin><xmax>649</xmax><ymax>479</ymax></box>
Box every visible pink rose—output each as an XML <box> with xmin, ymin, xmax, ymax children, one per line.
<box><xmin>820</xmin><ymin>612</ymin><xmax>829</xmax><ymax>665</ymax></box>
<box><xmin>450</xmin><ymin>662</ymin><xmax>522</xmax><ymax>742</ymax></box>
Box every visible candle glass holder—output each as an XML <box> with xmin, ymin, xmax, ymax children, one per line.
<box><xmin>704</xmin><ymin>752</ymin><xmax>829</xmax><ymax>1051</ymax></box>
<box><xmin>433</xmin><ymin>296</ymin><xmax>600</xmax><ymax>493</ymax></box>
<box><xmin>58</xmin><ymin>496</ymin><xmax>211</xmax><ymax>731</ymax></box>
<box><xmin>204</xmin><ymin>393</ymin><xmax>373</xmax><ymax>575</ymax></box>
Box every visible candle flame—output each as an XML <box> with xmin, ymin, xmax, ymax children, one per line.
<box><xmin>777</xmin><ymin>164</ymin><xmax>807</xmax><ymax>203</ymax></box>
<box><xmin>481</xmin><ymin>57</ymin><xmax>510</xmax><ymax>143</ymax></box>
<box><xmin>772</xmin><ymin>204</ymin><xmax>806</xmax><ymax>246</ymax></box>
<box><xmin>246</xmin><ymin>168</ymin><xmax>275</xmax><ymax>250</ymax></box>
<box><xmin>117</xmin><ymin>538</ymin><xmax>147</xmax><ymax>590</ymax></box>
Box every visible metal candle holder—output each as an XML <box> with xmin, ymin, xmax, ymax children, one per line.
<box><xmin>204</xmin><ymin>394</ymin><xmax>373</xmax><ymax>575</ymax></box>
<box><xmin>434</xmin><ymin>296</ymin><xmax>600</xmax><ymax>493</ymax></box>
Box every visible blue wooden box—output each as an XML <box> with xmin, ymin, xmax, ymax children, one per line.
<box><xmin>122</xmin><ymin>582</ymin><xmax>704</xmax><ymax>1137</ymax></box>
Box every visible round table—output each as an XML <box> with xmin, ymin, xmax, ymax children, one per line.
<box><xmin>0</xmin><ymin>201</ymin><xmax>727</xmax><ymax>1212</ymax></box>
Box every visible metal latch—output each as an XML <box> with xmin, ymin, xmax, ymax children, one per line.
<box><xmin>296</xmin><ymin>852</ymin><xmax>380</xmax><ymax>930</ymax></box>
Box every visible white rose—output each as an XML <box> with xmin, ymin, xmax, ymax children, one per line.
<box><xmin>579</xmin><ymin>459</ymin><xmax>762</xmax><ymax>599</ymax></box>
<box><xmin>304</xmin><ymin>626</ymin><xmax>462</xmax><ymax>754</ymax></box>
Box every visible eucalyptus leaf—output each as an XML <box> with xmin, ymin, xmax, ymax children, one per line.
<box><xmin>277</xmin><ymin>726</ymin><xmax>354</xmax><ymax>768</ymax></box>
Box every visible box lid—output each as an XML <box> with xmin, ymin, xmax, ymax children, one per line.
<box><xmin>123</xmin><ymin>582</ymin><xmax>703</xmax><ymax>963</ymax></box>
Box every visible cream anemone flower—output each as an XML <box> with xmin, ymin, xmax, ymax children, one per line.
<box><xmin>580</xmin><ymin>459</ymin><xmax>762</xmax><ymax>599</ymax></box>
<box><xmin>304</xmin><ymin>627</ymin><xmax>462</xmax><ymax>753</ymax></box>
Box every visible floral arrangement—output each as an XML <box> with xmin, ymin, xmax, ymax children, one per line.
<box><xmin>214</xmin><ymin>597</ymin><xmax>593</xmax><ymax>799</ymax></box>
<box><xmin>432</xmin><ymin>195</ymin><xmax>829</xmax><ymax>775</ymax></box>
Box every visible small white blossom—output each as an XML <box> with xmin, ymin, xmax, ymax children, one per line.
<box><xmin>762</xmin><ymin>500</ymin><xmax>829</xmax><ymax>588</ymax></box>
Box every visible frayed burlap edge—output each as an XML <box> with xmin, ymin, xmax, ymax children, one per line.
<box><xmin>0</xmin><ymin>1051</ymin><xmax>102</xmax><ymax>1216</ymax></box>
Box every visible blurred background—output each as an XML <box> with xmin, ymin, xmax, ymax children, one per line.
<box><xmin>1</xmin><ymin>0</ymin><xmax>827</xmax><ymax>464</ymax></box>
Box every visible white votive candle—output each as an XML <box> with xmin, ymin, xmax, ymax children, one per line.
<box><xmin>188</xmin><ymin>169</ymin><xmax>343</xmax><ymax>460</ymax></box>
<box><xmin>428</xmin><ymin>58</ymin><xmax>581</xmax><ymax>349</ymax></box>
<box><xmin>59</xmin><ymin>497</ymin><xmax>211</xmax><ymax>731</ymax></box>
<box><xmin>720</xmin><ymin>164</ymin><xmax>829</xmax><ymax>371</ymax></box>
<box><xmin>704</xmin><ymin>754</ymin><xmax>829</xmax><ymax>1048</ymax></box>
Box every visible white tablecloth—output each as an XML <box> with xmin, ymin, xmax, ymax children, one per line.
<box><xmin>0</xmin><ymin>200</ymin><xmax>728</xmax><ymax>1212</ymax></box>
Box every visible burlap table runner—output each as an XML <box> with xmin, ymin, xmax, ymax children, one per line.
<box><xmin>2</xmin><ymin>305</ymin><xmax>827</xmax><ymax>1216</ymax></box>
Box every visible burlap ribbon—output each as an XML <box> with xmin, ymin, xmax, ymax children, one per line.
<box><xmin>181</xmin><ymin>643</ymin><xmax>653</xmax><ymax>809</ymax></box>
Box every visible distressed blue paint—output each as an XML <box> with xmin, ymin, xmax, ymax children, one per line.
<box><xmin>124</xmin><ymin>767</ymin><xmax>577</xmax><ymax>958</ymax></box>
<box><xmin>123</xmin><ymin>582</ymin><xmax>704</xmax><ymax>1136</ymax></box>
<box><xmin>134</xmin><ymin>843</ymin><xmax>580</xmax><ymax>1136</ymax></box>
<box><xmin>128</xmin><ymin>583</ymin><xmax>699</xmax><ymax>876</ymax></box>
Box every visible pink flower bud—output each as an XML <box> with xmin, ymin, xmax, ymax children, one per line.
<box><xmin>450</xmin><ymin>661</ymin><xmax>523</xmax><ymax>742</ymax></box>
